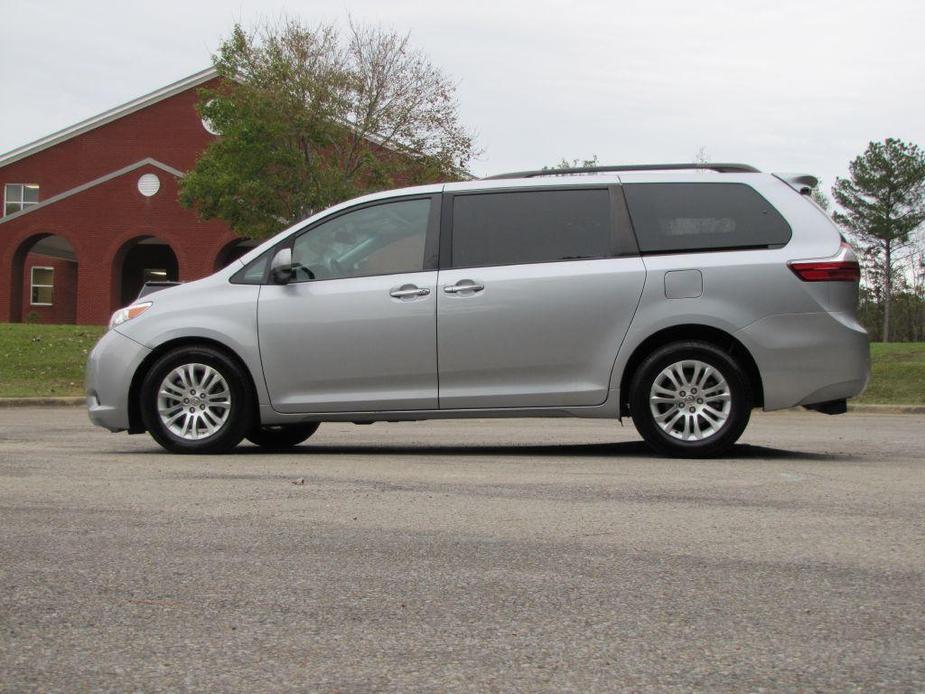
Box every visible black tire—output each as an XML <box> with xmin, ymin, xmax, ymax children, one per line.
<box><xmin>245</xmin><ymin>422</ymin><xmax>320</xmax><ymax>449</ymax></box>
<box><xmin>140</xmin><ymin>345</ymin><xmax>255</xmax><ymax>454</ymax></box>
<box><xmin>629</xmin><ymin>340</ymin><xmax>752</xmax><ymax>458</ymax></box>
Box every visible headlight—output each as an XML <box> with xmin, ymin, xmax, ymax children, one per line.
<box><xmin>109</xmin><ymin>302</ymin><xmax>152</xmax><ymax>329</ymax></box>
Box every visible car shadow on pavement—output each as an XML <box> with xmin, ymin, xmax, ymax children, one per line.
<box><xmin>181</xmin><ymin>440</ymin><xmax>855</xmax><ymax>462</ymax></box>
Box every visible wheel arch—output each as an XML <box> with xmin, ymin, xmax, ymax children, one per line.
<box><xmin>127</xmin><ymin>336</ymin><xmax>260</xmax><ymax>434</ymax></box>
<box><xmin>618</xmin><ymin>324</ymin><xmax>764</xmax><ymax>417</ymax></box>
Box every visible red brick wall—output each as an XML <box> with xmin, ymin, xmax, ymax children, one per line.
<box><xmin>0</xmin><ymin>79</ymin><xmax>219</xmax><ymax>200</ymax></box>
<box><xmin>0</xmin><ymin>163</ymin><xmax>237</xmax><ymax>325</ymax></box>
<box><xmin>0</xmin><ymin>73</ymin><xmax>425</xmax><ymax>326</ymax></box>
<box><xmin>0</xmin><ymin>76</ymin><xmax>241</xmax><ymax>325</ymax></box>
<box><xmin>19</xmin><ymin>253</ymin><xmax>78</xmax><ymax>324</ymax></box>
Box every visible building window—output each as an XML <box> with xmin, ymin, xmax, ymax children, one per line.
<box><xmin>4</xmin><ymin>183</ymin><xmax>39</xmax><ymax>216</ymax></box>
<box><xmin>30</xmin><ymin>267</ymin><xmax>54</xmax><ymax>306</ymax></box>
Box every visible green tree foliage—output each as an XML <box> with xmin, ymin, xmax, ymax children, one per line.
<box><xmin>857</xmin><ymin>251</ymin><xmax>925</xmax><ymax>342</ymax></box>
<box><xmin>180</xmin><ymin>17</ymin><xmax>475</xmax><ymax>239</ymax></box>
<box><xmin>810</xmin><ymin>180</ymin><xmax>830</xmax><ymax>211</ymax></box>
<box><xmin>833</xmin><ymin>138</ymin><xmax>925</xmax><ymax>341</ymax></box>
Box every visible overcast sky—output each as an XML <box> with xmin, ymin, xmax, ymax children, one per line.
<box><xmin>2</xmin><ymin>0</ymin><xmax>923</xmax><ymax>195</ymax></box>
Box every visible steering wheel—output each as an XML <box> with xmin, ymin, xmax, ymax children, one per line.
<box><xmin>292</xmin><ymin>263</ymin><xmax>315</xmax><ymax>281</ymax></box>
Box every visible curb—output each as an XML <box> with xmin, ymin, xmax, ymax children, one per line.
<box><xmin>847</xmin><ymin>403</ymin><xmax>925</xmax><ymax>415</ymax></box>
<box><xmin>0</xmin><ymin>397</ymin><xmax>85</xmax><ymax>408</ymax></box>
<box><xmin>763</xmin><ymin>404</ymin><xmax>925</xmax><ymax>416</ymax></box>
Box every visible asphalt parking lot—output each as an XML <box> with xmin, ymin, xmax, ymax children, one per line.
<box><xmin>0</xmin><ymin>407</ymin><xmax>923</xmax><ymax>692</ymax></box>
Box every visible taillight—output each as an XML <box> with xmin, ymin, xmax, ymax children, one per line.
<box><xmin>788</xmin><ymin>261</ymin><xmax>860</xmax><ymax>282</ymax></box>
<box><xmin>788</xmin><ymin>242</ymin><xmax>860</xmax><ymax>282</ymax></box>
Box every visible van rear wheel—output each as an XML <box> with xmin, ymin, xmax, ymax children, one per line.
<box><xmin>629</xmin><ymin>341</ymin><xmax>751</xmax><ymax>458</ymax></box>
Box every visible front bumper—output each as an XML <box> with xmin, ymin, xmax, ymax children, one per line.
<box><xmin>85</xmin><ymin>329</ymin><xmax>151</xmax><ymax>432</ymax></box>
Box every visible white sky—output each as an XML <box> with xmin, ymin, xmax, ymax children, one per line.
<box><xmin>1</xmin><ymin>0</ymin><xmax>923</xmax><ymax>195</ymax></box>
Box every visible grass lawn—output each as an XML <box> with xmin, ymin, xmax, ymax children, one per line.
<box><xmin>0</xmin><ymin>324</ymin><xmax>105</xmax><ymax>398</ymax></box>
<box><xmin>854</xmin><ymin>342</ymin><xmax>925</xmax><ymax>405</ymax></box>
<box><xmin>0</xmin><ymin>324</ymin><xmax>923</xmax><ymax>404</ymax></box>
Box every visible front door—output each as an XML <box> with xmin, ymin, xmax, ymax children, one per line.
<box><xmin>258</xmin><ymin>196</ymin><xmax>439</xmax><ymax>413</ymax></box>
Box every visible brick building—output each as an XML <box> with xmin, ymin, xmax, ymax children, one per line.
<box><xmin>0</xmin><ymin>68</ymin><xmax>255</xmax><ymax>325</ymax></box>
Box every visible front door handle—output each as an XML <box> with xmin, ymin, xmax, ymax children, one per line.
<box><xmin>443</xmin><ymin>281</ymin><xmax>485</xmax><ymax>294</ymax></box>
<box><xmin>389</xmin><ymin>285</ymin><xmax>430</xmax><ymax>299</ymax></box>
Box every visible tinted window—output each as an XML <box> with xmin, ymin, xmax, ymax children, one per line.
<box><xmin>292</xmin><ymin>198</ymin><xmax>430</xmax><ymax>281</ymax></box>
<box><xmin>451</xmin><ymin>189</ymin><xmax>611</xmax><ymax>267</ymax></box>
<box><xmin>623</xmin><ymin>183</ymin><xmax>791</xmax><ymax>253</ymax></box>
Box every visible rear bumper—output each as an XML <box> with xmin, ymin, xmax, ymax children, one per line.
<box><xmin>735</xmin><ymin>311</ymin><xmax>870</xmax><ymax>411</ymax></box>
<box><xmin>85</xmin><ymin>329</ymin><xmax>151</xmax><ymax>432</ymax></box>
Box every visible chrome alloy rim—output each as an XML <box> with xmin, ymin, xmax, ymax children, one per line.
<box><xmin>157</xmin><ymin>363</ymin><xmax>231</xmax><ymax>440</ymax></box>
<box><xmin>649</xmin><ymin>359</ymin><xmax>731</xmax><ymax>441</ymax></box>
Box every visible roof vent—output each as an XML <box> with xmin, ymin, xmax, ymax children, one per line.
<box><xmin>201</xmin><ymin>99</ymin><xmax>219</xmax><ymax>135</ymax></box>
<box><xmin>137</xmin><ymin>173</ymin><xmax>161</xmax><ymax>197</ymax></box>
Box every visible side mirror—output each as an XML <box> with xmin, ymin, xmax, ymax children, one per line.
<box><xmin>270</xmin><ymin>248</ymin><xmax>294</xmax><ymax>284</ymax></box>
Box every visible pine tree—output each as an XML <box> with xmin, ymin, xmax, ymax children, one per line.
<box><xmin>833</xmin><ymin>138</ymin><xmax>925</xmax><ymax>342</ymax></box>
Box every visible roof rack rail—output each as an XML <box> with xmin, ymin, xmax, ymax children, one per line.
<box><xmin>482</xmin><ymin>162</ymin><xmax>760</xmax><ymax>180</ymax></box>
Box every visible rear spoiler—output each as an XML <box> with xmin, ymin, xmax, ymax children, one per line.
<box><xmin>773</xmin><ymin>172</ymin><xmax>819</xmax><ymax>195</ymax></box>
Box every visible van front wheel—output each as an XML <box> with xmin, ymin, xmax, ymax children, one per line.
<box><xmin>629</xmin><ymin>341</ymin><xmax>752</xmax><ymax>458</ymax></box>
<box><xmin>140</xmin><ymin>346</ymin><xmax>254</xmax><ymax>454</ymax></box>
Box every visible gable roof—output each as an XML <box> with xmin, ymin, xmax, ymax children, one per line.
<box><xmin>0</xmin><ymin>67</ymin><xmax>217</xmax><ymax>169</ymax></box>
<box><xmin>0</xmin><ymin>158</ymin><xmax>183</xmax><ymax>226</ymax></box>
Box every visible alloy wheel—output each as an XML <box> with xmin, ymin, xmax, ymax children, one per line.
<box><xmin>157</xmin><ymin>363</ymin><xmax>231</xmax><ymax>440</ymax></box>
<box><xmin>648</xmin><ymin>359</ymin><xmax>732</xmax><ymax>441</ymax></box>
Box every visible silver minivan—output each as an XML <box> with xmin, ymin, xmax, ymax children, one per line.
<box><xmin>86</xmin><ymin>163</ymin><xmax>870</xmax><ymax>457</ymax></box>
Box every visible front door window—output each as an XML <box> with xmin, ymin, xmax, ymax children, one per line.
<box><xmin>291</xmin><ymin>198</ymin><xmax>430</xmax><ymax>282</ymax></box>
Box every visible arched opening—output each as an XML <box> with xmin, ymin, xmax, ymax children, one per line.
<box><xmin>111</xmin><ymin>236</ymin><xmax>179</xmax><ymax>310</ymax></box>
<box><xmin>214</xmin><ymin>238</ymin><xmax>258</xmax><ymax>271</ymax></box>
<box><xmin>7</xmin><ymin>233</ymin><xmax>79</xmax><ymax>324</ymax></box>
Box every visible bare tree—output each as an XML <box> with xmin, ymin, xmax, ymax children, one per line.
<box><xmin>180</xmin><ymin>16</ymin><xmax>476</xmax><ymax>239</ymax></box>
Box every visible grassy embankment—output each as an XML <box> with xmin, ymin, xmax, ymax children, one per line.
<box><xmin>860</xmin><ymin>342</ymin><xmax>925</xmax><ymax>405</ymax></box>
<box><xmin>0</xmin><ymin>323</ymin><xmax>923</xmax><ymax>404</ymax></box>
<box><xmin>0</xmin><ymin>324</ymin><xmax>105</xmax><ymax>398</ymax></box>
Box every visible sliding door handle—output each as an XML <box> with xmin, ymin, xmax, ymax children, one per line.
<box><xmin>443</xmin><ymin>281</ymin><xmax>484</xmax><ymax>294</ymax></box>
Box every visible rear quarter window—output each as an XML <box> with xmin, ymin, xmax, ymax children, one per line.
<box><xmin>623</xmin><ymin>182</ymin><xmax>791</xmax><ymax>253</ymax></box>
